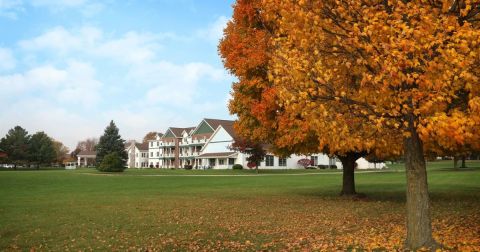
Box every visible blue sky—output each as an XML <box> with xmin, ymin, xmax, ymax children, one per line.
<box><xmin>0</xmin><ymin>0</ymin><xmax>236</xmax><ymax>149</ymax></box>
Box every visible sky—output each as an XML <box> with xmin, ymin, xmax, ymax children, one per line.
<box><xmin>0</xmin><ymin>0</ymin><xmax>236</xmax><ymax>150</ymax></box>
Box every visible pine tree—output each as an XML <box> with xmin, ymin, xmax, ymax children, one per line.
<box><xmin>28</xmin><ymin>132</ymin><xmax>56</xmax><ymax>169</ymax></box>
<box><xmin>0</xmin><ymin>126</ymin><xmax>30</xmax><ymax>169</ymax></box>
<box><xmin>95</xmin><ymin>120</ymin><xmax>128</xmax><ymax>170</ymax></box>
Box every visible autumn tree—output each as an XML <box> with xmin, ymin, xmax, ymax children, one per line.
<box><xmin>76</xmin><ymin>138</ymin><xmax>98</xmax><ymax>152</ymax></box>
<box><xmin>0</xmin><ymin>126</ymin><xmax>30</xmax><ymax>169</ymax></box>
<box><xmin>220</xmin><ymin>0</ymin><xmax>401</xmax><ymax>196</ymax></box>
<box><xmin>52</xmin><ymin>140</ymin><xmax>69</xmax><ymax>164</ymax></box>
<box><xmin>230</xmin><ymin>138</ymin><xmax>266</xmax><ymax>173</ymax></box>
<box><xmin>143</xmin><ymin>132</ymin><xmax>160</xmax><ymax>144</ymax></box>
<box><xmin>262</xmin><ymin>0</ymin><xmax>480</xmax><ymax>249</ymax></box>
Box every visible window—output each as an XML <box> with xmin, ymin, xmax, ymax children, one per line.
<box><xmin>150</xmin><ymin>142</ymin><xmax>153</xmax><ymax>147</ymax></box>
<box><xmin>136</xmin><ymin>153</ymin><xmax>138</xmax><ymax>157</ymax></box>
<box><xmin>265</xmin><ymin>155</ymin><xmax>274</xmax><ymax>166</ymax></box>
<box><xmin>136</xmin><ymin>162</ymin><xmax>138</xmax><ymax>167</ymax></box>
<box><xmin>311</xmin><ymin>156</ymin><xmax>318</xmax><ymax>166</ymax></box>
<box><xmin>219</xmin><ymin>159</ymin><xmax>225</xmax><ymax>165</ymax></box>
<box><xmin>209</xmin><ymin>159</ymin><xmax>216</xmax><ymax>167</ymax></box>
<box><xmin>279</xmin><ymin>157</ymin><xmax>287</xmax><ymax>167</ymax></box>
<box><xmin>156</xmin><ymin>152</ymin><xmax>159</xmax><ymax>157</ymax></box>
<box><xmin>228</xmin><ymin>158</ymin><xmax>235</xmax><ymax>165</ymax></box>
<box><xmin>150</xmin><ymin>152</ymin><xmax>153</xmax><ymax>157</ymax></box>
<box><xmin>157</xmin><ymin>142</ymin><xmax>159</xmax><ymax>147</ymax></box>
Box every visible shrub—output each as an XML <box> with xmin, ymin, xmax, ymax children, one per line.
<box><xmin>306</xmin><ymin>166</ymin><xmax>317</xmax><ymax>169</ymax></box>
<box><xmin>184</xmin><ymin>165</ymin><xmax>193</xmax><ymax>170</ymax></box>
<box><xmin>317</xmin><ymin>165</ymin><xmax>328</xmax><ymax>169</ymax></box>
<box><xmin>97</xmin><ymin>152</ymin><xmax>126</xmax><ymax>172</ymax></box>
<box><xmin>297</xmin><ymin>158</ymin><xmax>312</xmax><ymax>169</ymax></box>
<box><xmin>247</xmin><ymin>162</ymin><xmax>256</xmax><ymax>169</ymax></box>
<box><xmin>232</xmin><ymin>164</ymin><xmax>243</xmax><ymax>170</ymax></box>
<box><xmin>330</xmin><ymin>165</ymin><xmax>338</xmax><ymax>169</ymax></box>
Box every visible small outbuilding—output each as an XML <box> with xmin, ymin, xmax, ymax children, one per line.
<box><xmin>77</xmin><ymin>151</ymin><xmax>97</xmax><ymax>167</ymax></box>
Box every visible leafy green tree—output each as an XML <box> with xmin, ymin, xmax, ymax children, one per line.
<box><xmin>29</xmin><ymin>132</ymin><xmax>56</xmax><ymax>169</ymax></box>
<box><xmin>95</xmin><ymin>120</ymin><xmax>128</xmax><ymax>169</ymax></box>
<box><xmin>98</xmin><ymin>152</ymin><xmax>125</xmax><ymax>172</ymax></box>
<box><xmin>0</xmin><ymin>126</ymin><xmax>30</xmax><ymax>169</ymax></box>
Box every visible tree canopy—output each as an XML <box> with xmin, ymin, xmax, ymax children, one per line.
<box><xmin>29</xmin><ymin>132</ymin><xmax>56</xmax><ymax>168</ymax></box>
<box><xmin>222</xmin><ymin>0</ymin><xmax>480</xmax><ymax>249</ymax></box>
<box><xmin>257</xmin><ymin>0</ymin><xmax>480</xmax><ymax>249</ymax></box>
<box><xmin>95</xmin><ymin>120</ymin><xmax>128</xmax><ymax>169</ymax></box>
<box><xmin>0</xmin><ymin>126</ymin><xmax>30</xmax><ymax>168</ymax></box>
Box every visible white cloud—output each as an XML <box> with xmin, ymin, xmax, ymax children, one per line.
<box><xmin>0</xmin><ymin>61</ymin><xmax>102</xmax><ymax>107</ymax></box>
<box><xmin>18</xmin><ymin>25</ymin><xmax>231</xmax><ymax>108</ymax></box>
<box><xmin>0</xmin><ymin>0</ymin><xmax>23</xmax><ymax>19</ymax></box>
<box><xmin>127</xmin><ymin>61</ymin><xmax>228</xmax><ymax>106</ymax></box>
<box><xmin>31</xmin><ymin>0</ymin><xmax>88</xmax><ymax>8</ymax></box>
<box><xmin>94</xmin><ymin>31</ymin><xmax>160</xmax><ymax>64</ymax></box>
<box><xmin>197</xmin><ymin>16</ymin><xmax>229</xmax><ymax>43</ymax></box>
<box><xmin>19</xmin><ymin>26</ymin><xmax>101</xmax><ymax>53</ymax></box>
<box><xmin>1</xmin><ymin>22</ymin><xmax>235</xmax><ymax>149</ymax></box>
<box><xmin>0</xmin><ymin>0</ymin><xmax>105</xmax><ymax>19</ymax></box>
<box><xmin>19</xmin><ymin>26</ymin><xmax>161</xmax><ymax>65</ymax></box>
<box><xmin>31</xmin><ymin>0</ymin><xmax>105</xmax><ymax>16</ymax></box>
<box><xmin>0</xmin><ymin>47</ymin><xmax>16</xmax><ymax>71</ymax></box>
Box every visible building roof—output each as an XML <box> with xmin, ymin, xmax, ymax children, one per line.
<box><xmin>135</xmin><ymin>142</ymin><xmax>149</xmax><ymax>151</ymax></box>
<box><xmin>78</xmin><ymin>151</ymin><xmax>97</xmax><ymax>156</ymax></box>
<box><xmin>221</xmin><ymin>123</ymin><xmax>236</xmax><ymax>138</ymax></box>
<box><xmin>169</xmin><ymin>127</ymin><xmax>195</xmax><ymax>137</ymax></box>
<box><xmin>204</xmin><ymin>118</ymin><xmax>235</xmax><ymax>131</ymax></box>
<box><xmin>197</xmin><ymin>152</ymin><xmax>237</xmax><ymax>158</ymax></box>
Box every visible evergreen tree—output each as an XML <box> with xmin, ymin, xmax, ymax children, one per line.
<box><xmin>95</xmin><ymin>120</ymin><xmax>128</xmax><ymax>169</ymax></box>
<box><xmin>28</xmin><ymin>132</ymin><xmax>56</xmax><ymax>169</ymax></box>
<box><xmin>0</xmin><ymin>126</ymin><xmax>30</xmax><ymax>169</ymax></box>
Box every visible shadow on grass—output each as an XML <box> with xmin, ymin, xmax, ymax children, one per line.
<box><xmin>293</xmin><ymin>183</ymin><xmax>479</xmax><ymax>204</ymax></box>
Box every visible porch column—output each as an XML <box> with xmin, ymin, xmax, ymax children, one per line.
<box><xmin>84</xmin><ymin>157</ymin><xmax>88</xmax><ymax>166</ymax></box>
<box><xmin>77</xmin><ymin>156</ymin><xmax>81</xmax><ymax>166</ymax></box>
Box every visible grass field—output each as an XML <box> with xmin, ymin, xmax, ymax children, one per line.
<box><xmin>0</xmin><ymin>161</ymin><xmax>479</xmax><ymax>251</ymax></box>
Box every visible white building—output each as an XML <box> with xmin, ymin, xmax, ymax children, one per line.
<box><xmin>126</xmin><ymin>141</ymin><xmax>149</xmax><ymax>168</ymax></box>
<box><xmin>196</xmin><ymin>122</ymin><xmax>340</xmax><ymax>169</ymax></box>
<box><xmin>144</xmin><ymin>118</ymin><xmax>386</xmax><ymax>170</ymax></box>
<box><xmin>147</xmin><ymin>133</ymin><xmax>164</xmax><ymax>168</ymax></box>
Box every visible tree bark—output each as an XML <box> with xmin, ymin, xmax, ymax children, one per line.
<box><xmin>338</xmin><ymin>152</ymin><xmax>361</xmax><ymax>196</ymax></box>
<box><xmin>453</xmin><ymin>156</ymin><xmax>459</xmax><ymax>169</ymax></box>
<box><xmin>404</xmin><ymin>117</ymin><xmax>436</xmax><ymax>249</ymax></box>
<box><xmin>460</xmin><ymin>156</ymin><xmax>467</xmax><ymax>168</ymax></box>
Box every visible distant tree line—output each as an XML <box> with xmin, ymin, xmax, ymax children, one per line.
<box><xmin>0</xmin><ymin>126</ymin><xmax>69</xmax><ymax>169</ymax></box>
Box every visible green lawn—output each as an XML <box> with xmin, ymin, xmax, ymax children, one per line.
<box><xmin>0</xmin><ymin>161</ymin><xmax>479</xmax><ymax>251</ymax></box>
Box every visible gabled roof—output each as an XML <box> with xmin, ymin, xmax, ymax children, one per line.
<box><xmin>78</xmin><ymin>151</ymin><xmax>97</xmax><ymax>156</ymax></box>
<box><xmin>204</xmin><ymin>118</ymin><xmax>235</xmax><ymax>130</ymax></box>
<box><xmin>221</xmin><ymin>122</ymin><xmax>236</xmax><ymax>139</ymax></box>
<box><xmin>191</xmin><ymin>118</ymin><xmax>235</xmax><ymax>136</ymax></box>
<box><xmin>135</xmin><ymin>142</ymin><xmax>149</xmax><ymax>151</ymax></box>
<box><xmin>166</xmin><ymin>127</ymin><xmax>195</xmax><ymax>138</ymax></box>
<box><xmin>200</xmin><ymin>124</ymin><xmax>236</xmax><ymax>153</ymax></box>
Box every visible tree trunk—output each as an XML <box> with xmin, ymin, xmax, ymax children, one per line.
<box><xmin>404</xmin><ymin>118</ymin><xmax>436</xmax><ymax>249</ymax></box>
<box><xmin>338</xmin><ymin>152</ymin><xmax>361</xmax><ymax>196</ymax></box>
<box><xmin>460</xmin><ymin>156</ymin><xmax>467</xmax><ymax>168</ymax></box>
<box><xmin>453</xmin><ymin>156</ymin><xmax>459</xmax><ymax>169</ymax></box>
<box><xmin>256</xmin><ymin>165</ymin><xmax>259</xmax><ymax>174</ymax></box>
